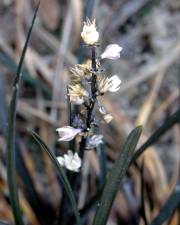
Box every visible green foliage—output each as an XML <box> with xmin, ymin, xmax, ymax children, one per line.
<box><xmin>93</xmin><ymin>126</ymin><xmax>142</xmax><ymax>225</ymax></box>
<box><xmin>97</xmin><ymin>143</ymin><xmax>107</xmax><ymax>188</ymax></box>
<box><xmin>6</xmin><ymin>3</ymin><xmax>39</xmax><ymax>225</ymax></box>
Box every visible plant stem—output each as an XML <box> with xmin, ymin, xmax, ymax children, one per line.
<box><xmin>79</xmin><ymin>46</ymin><xmax>97</xmax><ymax>155</ymax></box>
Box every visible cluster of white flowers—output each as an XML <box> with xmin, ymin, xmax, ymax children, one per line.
<box><xmin>57</xmin><ymin>150</ymin><xmax>81</xmax><ymax>172</ymax></box>
<box><xmin>56</xmin><ymin>18</ymin><xmax>123</xmax><ymax>172</ymax></box>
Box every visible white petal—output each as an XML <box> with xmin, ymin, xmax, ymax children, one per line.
<box><xmin>101</xmin><ymin>44</ymin><xmax>123</xmax><ymax>59</ymax></box>
<box><xmin>57</xmin><ymin>156</ymin><xmax>65</xmax><ymax>166</ymax></box>
<box><xmin>108</xmin><ymin>75</ymin><xmax>121</xmax><ymax>92</ymax></box>
<box><xmin>74</xmin><ymin>153</ymin><xmax>82</xmax><ymax>167</ymax></box>
<box><xmin>56</xmin><ymin>126</ymin><xmax>81</xmax><ymax>141</ymax></box>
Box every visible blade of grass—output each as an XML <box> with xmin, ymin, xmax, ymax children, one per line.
<box><xmin>150</xmin><ymin>184</ymin><xmax>180</xmax><ymax>225</ymax></box>
<box><xmin>7</xmin><ymin>3</ymin><xmax>39</xmax><ymax>225</ymax></box>
<box><xmin>97</xmin><ymin>143</ymin><xmax>107</xmax><ymax>189</ymax></box>
<box><xmin>131</xmin><ymin>108</ymin><xmax>180</xmax><ymax>164</ymax></box>
<box><xmin>30</xmin><ymin>130</ymin><xmax>81</xmax><ymax>225</ymax></box>
<box><xmin>93</xmin><ymin>126</ymin><xmax>143</xmax><ymax>225</ymax></box>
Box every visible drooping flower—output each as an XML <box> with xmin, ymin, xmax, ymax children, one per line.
<box><xmin>103</xmin><ymin>113</ymin><xmax>113</xmax><ymax>123</ymax></box>
<box><xmin>98</xmin><ymin>75</ymin><xmax>121</xmax><ymax>94</ymax></box>
<box><xmin>57</xmin><ymin>150</ymin><xmax>81</xmax><ymax>172</ymax></box>
<box><xmin>86</xmin><ymin>135</ymin><xmax>103</xmax><ymax>149</ymax></box>
<box><xmin>101</xmin><ymin>44</ymin><xmax>123</xmax><ymax>60</ymax></box>
<box><xmin>81</xmin><ymin>18</ymin><xmax>99</xmax><ymax>45</ymax></box>
<box><xmin>56</xmin><ymin>126</ymin><xmax>81</xmax><ymax>141</ymax></box>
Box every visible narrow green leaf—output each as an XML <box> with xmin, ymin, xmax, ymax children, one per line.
<box><xmin>150</xmin><ymin>185</ymin><xmax>180</xmax><ymax>225</ymax></box>
<box><xmin>131</xmin><ymin>108</ymin><xmax>180</xmax><ymax>164</ymax></box>
<box><xmin>97</xmin><ymin>143</ymin><xmax>107</xmax><ymax>189</ymax></box>
<box><xmin>30</xmin><ymin>130</ymin><xmax>81</xmax><ymax>225</ymax></box>
<box><xmin>7</xmin><ymin>3</ymin><xmax>39</xmax><ymax>225</ymax></box>
<box><xmin>93</xmin><ymin>126</ymin><xmax>143</xmax><ymax>225</ymax></box>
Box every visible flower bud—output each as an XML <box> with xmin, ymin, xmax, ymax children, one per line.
<box><xmin>103</xmin><ymin>113</ymin><xmax>113</xmax><ymax>123</ymax></box>
<box><xmin>101</xmin><ymin>44</ymin><xmax>122</xmax><ymax>60</ymax></box>
<box><xmin>81</xmin><ymin>18</ymin><xmax>99</xmax><ymax>45</ymax></box>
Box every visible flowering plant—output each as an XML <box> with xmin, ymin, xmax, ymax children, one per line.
<box><xmin>56</xmin><ymin>18</ymin><xmax>123</xmax><ymax>172</ymax></box>
<box><xmin>6</xmin><ymin>7</ymin><xmax>143</xmax><ymax>225</ymax></box>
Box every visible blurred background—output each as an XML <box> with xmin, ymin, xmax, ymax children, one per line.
<box><xmin>0</xmin><ymin>0</ymin><xmax>179</xmax><ymax>224</ymax></box>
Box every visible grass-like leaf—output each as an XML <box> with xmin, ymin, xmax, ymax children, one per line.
<box><xmin>97</xmin><ymin>143</ymin><xmax>107</xmax><ymax>189</ymax></box>
<box><xmin>30</xmin><ymin>130</ymin><xmax>81</xmax><ymax>225</ymax></box>
<box><xmin>6</xmin><ymin>3</ymin><xmax>39</xmax><ymax>225</ymax></box>
<box><xmin>131</xmin><ymin>107</ymin><xmax>180</xmax><ymax>164</ymax></box>
<box><xmin>150</xmin><ymin>184</ymin><xmax>180</xmax><ymax>225</ymax></box>
<box><xmin>93</xmin><ymin>126</ymin><xmax>143</xmax><ymax>225</ymax></box>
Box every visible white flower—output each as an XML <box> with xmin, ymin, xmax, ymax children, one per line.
<box><xmin>56</xmin><ymin>126</ymin><xmax>81</xmax><ymax>141</ymax></box>
<box><xmin>103</xmin><ymin>113</ymin><xmax>113</xmax><ymax>123</ymax></box>
<box><xmin>101</xmin><ymin>44</ymin><xmax>123</xmax><ymax>60</ymax></box>
<box><xmin>81</xmin><ymin>18</ymin><xmax>99</xmax><ymax>45</ymax></box>
<box><xmin>98</xmin><ymin>75</ymin><xmax>121</xmax><ymax>93</ymax></box>
<box><xmin>57</xmin><ymin>150</ymin><xmax>81</xmax><ymax>172</ymax></box>
<box><xmin>108</xmin><ymin>75</ymin><xmax>121</xmax><ymax>92</ymax></box>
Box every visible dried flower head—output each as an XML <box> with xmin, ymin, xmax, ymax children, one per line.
<box><xmin>56</xmin><ymin>126</ymin><xmax>81</xmax><ymax>141</ymax></box>
<box><xmin>101</xmin><ymin>44</ymin><xmax>123</xmax><ymax>60</ymax></box>
<box><xmin>57</xmin><ymin>150</ymin><xmax>81</xmax><ymax>172</ymax></box>
<box><xmin>69</xmin><ymin>84</ymin><xmax>88</xmax><ymax>97</ymax></box>
<box><xmin>81</xmin><ymin>18</ymin><xmax>99</xmax><ymax>45</ymax></box>
<box><xmin>98</xmin><ymin>75</ymin><xmax>121</xmax><ymax>94</ymax></box>
<box><xmin>76</xmin><ymin>60</ymin><xmax>92</xmax><ymax>75</ymax></box>
<box><xmin>70</xmin><ymin>61</ymin><xmax>92</xmax><ymax>83</ymax></box>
